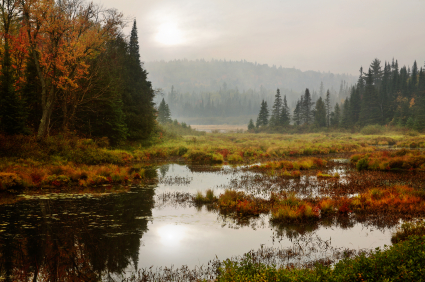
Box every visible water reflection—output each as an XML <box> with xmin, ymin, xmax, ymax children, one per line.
<box><xmin>0</xmin><ymin>183</ymin><xmax>155</xmax><ymax>281</ymax></box>
<box><xmin>0</xmin><ymin>163</ymin><xmax>404</xmax><ymax>281</ymax></box>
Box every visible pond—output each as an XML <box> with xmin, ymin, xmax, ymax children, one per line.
<box><xmin>0</xmin><ymin>164</ymin><xmax>402</xmax><ymax>281</ymax></box>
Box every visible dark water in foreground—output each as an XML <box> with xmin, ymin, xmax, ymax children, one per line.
<box><xmin>0</xmin><ymin>164</ymin><xmax>395</xmax><ymax>281</ymax></box>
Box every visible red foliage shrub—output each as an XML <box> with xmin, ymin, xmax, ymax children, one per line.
<box><xmin>30</xmin><ymin>173</ymin><xmax>42</xmax><ymax>184</ymax></box>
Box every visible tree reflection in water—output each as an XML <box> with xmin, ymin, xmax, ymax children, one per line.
<box><xmin>0</xmin><ymin>182</ymin><xmax>156</xmax><ymax>281</ymax></box>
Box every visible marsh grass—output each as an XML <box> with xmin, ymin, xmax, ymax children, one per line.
<box><xmin>391</xmin><ymin>220</ymin><xmax>425</xmax><ymax>244</ymax></box>
<box><xmin>351</xmin><ymin>149</ymin><xmax>425</xmax><ymax>171</ymax></box>
<box><xmin>194</xmin><ymin>189</ymin><xmax>217</xmax><ymax>204</ymax></box>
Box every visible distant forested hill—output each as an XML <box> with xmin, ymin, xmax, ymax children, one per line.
<box><xmin>145</xmin><ymin>59</ymin><xmax>357</xmax><ymax>125</ymax></box>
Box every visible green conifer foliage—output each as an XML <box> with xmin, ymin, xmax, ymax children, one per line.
<box><xmin>325</xmin><ymin>90</ymin><xmax>331</xmax><ymax>127</ymax></box>
<box><xmin>330</xmin><ymin>103</ymin><xmax>341</xmax><ymax>127</ymax></box>
<box><xmin>247</xmin><ymin>119</ymin><xmax>255</xmax><ymax>130</ymax></box>
<box><xmin>0</xmin><ymin>42</ymin><xmax>26</xmax><ymax>135</ymax></box>
<box><xmin>157</xmin><ymin>98</ymin><xmax>172</xmax><ymax>124</ymax></box>
<box><xmin>359</xmin><ymin>69</ymin><xmax>381</xmax><ymax>125</ymax></box>
<box><xmin>302</xmin><ymin>89</ymin><xmax>314</xmax><ymax>125</ymax></box>
<box><xmin>123</xmin><ymin>20</ymin><xmax>156</xmax><ymax>140</ymax></box>
<box><xmin>256</xmin><ymin>100</ymin><xmax>269</xmax><ymax>127</ymax></box>
<box><xmin>340</xmin><ymin>98</ymin><xmax>351</xmax><ymax>128</ymax></box>
<box><xmin>280</xmin><ymin>95</ymin><xmax>291</xmax><ymax>126</ymax></box>
<box><xmin>270</xmin><ymin>89</ymin><xmax>282</xmax><ymax>127</ymax></box>
<box><xmin>314</xmin><ymin>97</ymin><xmax>326</xmax><ymax>127</ymax></box>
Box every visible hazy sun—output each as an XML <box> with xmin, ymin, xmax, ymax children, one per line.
<box><xmin>155</xmin><ymin>23</ymin><xmax>184</xmax><ymax>45</ymax></box>
<box><xmin>157</xmin><ymin>224</ymin><xmax>187</xmax><ymax>247</ymax></box>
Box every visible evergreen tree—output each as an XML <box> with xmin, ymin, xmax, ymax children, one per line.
<box><xmin>359</xmin><ymin>68</ymin><xmax>381</xmax><ymax>125</ymax></box>
<box><xmin>270</xmin><ymin>89</ymin><xmax>282</xmax><ymax>127</ymax></box>
<box><xmin>157</xmin><ymin>98</ymin><xmax>172</xmax><ymax>123</ymax></box>
<box><xmin>414</xmin><ymin>68</ymin><xmax>425</xmax><ymax>131</ymax></box>
<box><xmin>349</xmin><ymin>86</ymin><xmax>361</xmax><ymax>125</ymax></box>
<box><xmin>248</xmin><ymin>119</ymin><xmax>255</xmax><ymax>131</ymax></box>
<box><xmin>0</xmin><ymin>39</ymin><xmax>26</xmax><ymax>134</ymax></box>
<box><xmin>280</xmin><ymin>95</ymin><xmax>291</xmax><ymax>126</ymax></box>
<box><xmin>302</xmin><ymin>89</ymin><xmax>314</xmax><ymax>125</ymax></box>
<box><xmin>123</xmin><ymin>20</ymin><xmax>156</xmax><ymax>140</ymax></box>
<box><xmin>330</xmin><ymin>103</ymin><xmax>341</xmax><ymax>127</ymax></box>
<box><xmin>319</xmin><ymin>81</ymin><xmax>324</xmax><ymax>99</ymax></box>
<box><xmin>74</xmin><ymin>37</ymin><xmax>128</xmax><ymax>144</ymax></box>
<box><xmin>325</xmin><ymin>90</ymin><xmax>331</xmax><ymax>127</ymax></box>
<box><xmin>256</xmin><ymin>100</ymin><xmax>269</xmax><ymax>127</ymax></box>
<box><xmin>293</xmin><ymin>100</ymin><xmax>302</xmax><ymax>126</ymax></box>
<box><xmin>369</xmin><ymin>58</ymin><xmax>384</xmax><ymax>89</ymax></box>
<box><xmin>340</xmin><ymin>98</ymin><xmax>351</xmax><ymax>128</ymax></box>
<box><xmin>314</xmin><ymin>97</ymin><xmax>326</xmax><ymax>127</ymax></box>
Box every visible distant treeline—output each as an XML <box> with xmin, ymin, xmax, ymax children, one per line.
<box><xmin>0</xmin><ymin>1</ymin><xmax>156</xmax><ymax>144</ymax></box>
<box><xmin>147</xmin><ymin>59</ymin><xmax>355</xmax><ymax>124</ymax></box>
<box><xmin>252</xmin><ymin>58</ymin><xmax>425</xmax><ymax>131</ymax></box>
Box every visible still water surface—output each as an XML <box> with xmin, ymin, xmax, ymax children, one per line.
<box><xmin>0</xmin><ymin>164</ymin><xmax>395</xmax><ymax>280</ymax></box>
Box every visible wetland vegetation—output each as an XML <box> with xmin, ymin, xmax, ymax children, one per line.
<box><xmin>1</xmin><ymin>130</ymin><xmax>425</xmax><ymax>281</ymax></box>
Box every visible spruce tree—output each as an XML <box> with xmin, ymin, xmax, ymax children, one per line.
<box><xmin>123</xmin><ymin>20</ymin><xmax>156</xmax><ymax>140</ymax></box>
<box><xmin>359</xmin><ymin>68</ymin><xmax>381</xmax><ymax>125</ymax></box>
<box><xmin>325</xmin><ymin>90</ymin><xmax>331</xmax><ymax>127</ymax></box>
<box><xmin>293</xmin><ymin>100</ymin><xmax>302</xmax><ymax>126</ymax></box>
<box><xmin>340</xmin><ymin>98</ymin><xmax>351</xmax><ymax>128</ymax></box>
<box><xmin>280</xmin><ymin>95</ymin><xmax>291</xmax><ymax>126</ymax></box>
<box><xmin>256</xmin><ymin>100</ymin><xmax>269</xmax><ymax>127</ymax></box>
<box><xmin>248</xmin><ymin>119</ymin><xmax>255</xmax><ymax>130</ymax></box>
<box><xmin>270</xmin><ymin>89</ymin><xmax>282</xmax><ymax>127</ymax></box>
<box><xmin>349</xmin><ymin>86</ymin><xmax>361</xmax><ymax>125</ymax></box>
<box><xmin>302</xmin><ymin>89</ymin><xmax>314</xmax><ymax>125</ymax></box>
<box><xmin>414</xmin><ymin>68</ymin><xmax>425</xmax><ymax>131</ymax></box>
<box><xmin>157</xmin><ymin>98</ymin><xmax>172</xmax><ymax>123</ymax></box>
<box><xmin>330</xmin><ymin>103</ymin><xmax>341</xmax><ymax>127</ymax></box>
<box><xmin>314</xmin><ymin>97</ymin><xmax>326</xmax><ymax>127</ymax></box>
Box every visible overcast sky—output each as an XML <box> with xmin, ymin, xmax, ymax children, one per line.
<box><xmin>96</xmin><ymin>0</ymin><xmax>425</xmax><ymax>75</ymax></box>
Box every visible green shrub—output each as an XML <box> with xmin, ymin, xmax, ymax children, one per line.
<box><xmin>216</xmin><ymin>236</ymin><xmax>425</xmax><ymax>282</ymax></box>
<box><xmin>360</xmin><ymin>124</ymin><xmax>384</xmax><ymax>135</ymax></box>
<box><xmin>227</xmin><ymin>153</ymin><xmax>243</xmax><ymax>164</ymax></box>
<box><xmin>356</xmin><ymin>157</ymin><xmax>369</xmax><ymax>171</ymax></box>
<box><xmin>178</xmin><ymin>146</ymin><xmax>188</xmax><ymax>156</ymax></box>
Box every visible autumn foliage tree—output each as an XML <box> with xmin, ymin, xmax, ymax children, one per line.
<box><xmin>0</xmin><ymin>0</ymin><xmax>156</xmax><ymax>142</ymax></box>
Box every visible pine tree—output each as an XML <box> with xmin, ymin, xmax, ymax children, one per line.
<box><xmin>414</xmin><ymin>68</ymin><xmax>425</xmax><ymax>131</ymax></box>
<box><xmin>319</xmin><ymin>81</ymin><xmax>324</xmax><ymax>99</ymax></box>
<box><xmin>280</xmin><ymin>95</ymin><xmax>291</xmax><ymax>126</ymax></box>
<box><xmin>302</xmin><ymin>89</ymin><xmax>314</xmax><ymax>125</ymax></box>
<box><xmin>325</xmin><ymin>90</ymin><xmax>331</xmax><ymax>127</ymax></box>
<box><xmin>330</xmin><ymin>103</ymin><xmax>341</xmax><ymax>127</ymax></box>
<box><xmin>349</xmin><ymin>86</ymin><xmax>361</xmax><ymax>125</ymax></box>
<box><xmin>314</xmin><ymin>97</ymin><xmax>326</xmax><ymax>127</ymax></box>
<box><xmin>123</xmin><ymin>20</ymin><xmax>156</xmax><ymax>140</ymax></box>
<box><xmin>340</xmin><ymin>98</ymin><xmax>351</xmax><ymax>128</ymax></box>
<box><xmin>369</xmin><ymin>58</ymin><xmax>384</xmax><ymax>89</ymax></box>
<box><xmin>157</xmin><ymin>98</ymin><xmax>172</xmax><ymax>123</ymax></box>
<box><xmin>270</xmin><ymin>89</ymin><xmax>282</xmax><ymax>127</ymax></box>
<box><xmin>248</xmin><ymin>119</ymin><xmax>255</xmax><ymax>130</ymax></box>
<box><xmin>293</xmin><ymin>100</ymin><xmax>302</xmax><ymax>126</ymax></box>
<box><xmin>359</xmin><ymin>68</ymin><xmax>381</xmax><ymax>125</ymax></box>
<box><xmin>256</xmin><ymin>100</ymin><xmax>269</xmax><ymax>127</ymax></box>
